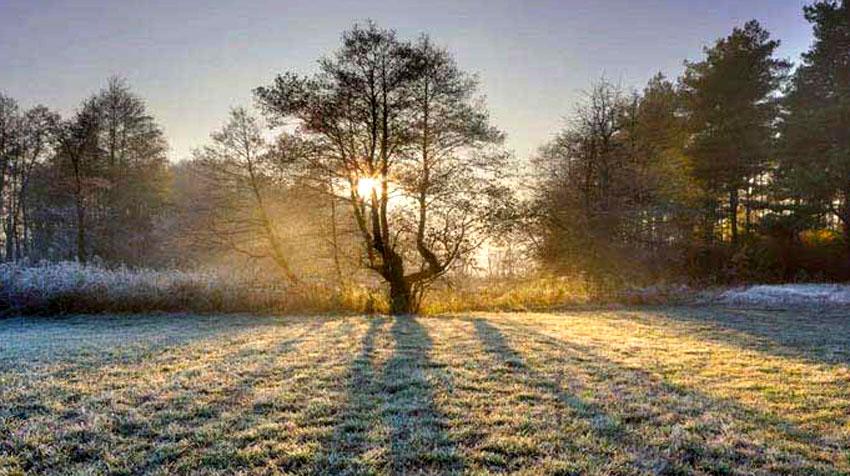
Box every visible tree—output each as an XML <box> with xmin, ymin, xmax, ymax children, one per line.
<box><xmin>532</xmin><ymin>79</ymin><xmax>634</xmax><ymax>280</ymax></box>
<box><xmin>56</xmin><ymin>99</ymin><xmax>102</xmax><ymax>263</ymax></box>
<box><xmin>0</xmin><ymin>95</ymin><xmax>59</xmax><ymax>261</ymax></box>
<box><xmin>681</xmin><ymin>20</ymin><xmax>790</xmax><ymax>246</ymax></box>
<box><xmin>6</xmin><ymin>106</ymin><xmax>58</xmax><ymax>261</ymax></box>
<box><xmin>629</xmin><ymin>74</ymin><xmax>694</xmax><ymax>250</ymax></box>
<box><xmin>190</xmin><ymin>107</ymin><xmax>301</xmax><ymax>283</ymax></box>
<box><xmin>531</xmin><ymin>75</ymin><xmax>698</xmax><ymax>284</ymax></box>
<box><xmin>0</xmin><ymin>94</ymin><xmax>18</xmax><ymax>260</ymax></box>
<box><xmin>41</xmin><ymin>78</ymin><xmax>170</xmax><ymax>265</ymax></box>
<box><xmin>779</xmin><ymin>0</ymin><xmax>850</xmax><ymax>249</ymax></box>
<box><xmin>256</xmin><ymin>23</ymin><xmax>508</xmax><ymax>313</ymax></box>
<box><xmin>91</xmin><ymin>77</ymin><xmax>169</xmax><ymax>265</ymax></box>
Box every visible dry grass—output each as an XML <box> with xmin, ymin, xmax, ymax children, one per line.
<box><xmin>0</xmin><ymin>263</ymin><xmax>701</xmax><ymax>316</ymax></box>
<box><xmin>420</xmin><ymin>276</ymin><xmax>593</xmax><ymax>314</ymax></box>
<box><xmin>1</xmin><ymin>307</ymin><xmax>848</xmax><ymax>474</ymax></box>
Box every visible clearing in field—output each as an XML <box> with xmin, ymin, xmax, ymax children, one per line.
<box><xmin>1</xmin><ymin>307</ymin><xmax>849</xmax><ymax>475</ymax></box>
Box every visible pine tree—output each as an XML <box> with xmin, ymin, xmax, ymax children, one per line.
<box><xmin>779</xmin><ymin>1</ymin><xmax>850</xmax><ymax>248</ymax></box>
<box><xmin>682</xmin><ymin>20</ymin><xmax>790</xmax><ymax>245</ymax></box>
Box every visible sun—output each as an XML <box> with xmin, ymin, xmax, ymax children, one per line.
<box><xmin>356</xmin><ymin>177</ymin><xmax>382</xmax><ymax>199</ymax></box>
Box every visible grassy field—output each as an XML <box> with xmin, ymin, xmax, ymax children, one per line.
<box><xmin>1</xmin><ymin>308</ymin><xmax>848</xmax><ymax>475</ymax></box>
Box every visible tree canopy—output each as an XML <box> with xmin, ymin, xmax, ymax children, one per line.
<box><xmin>256</xmin><ymin>23</ymin><xmax>511</xmax><ymax>313</ymax></box>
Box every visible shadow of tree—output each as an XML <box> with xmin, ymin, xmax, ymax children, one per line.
<box><xmin>644</xmin><ymin>306</ymin><xmax>850</xmax><ymax>366</ymax></box>
<box><xmin>472</xmin><ymin>318</ymin><xmax>668</xmax><ymax>474</ymax></box>
<box><xmin>8</xmin><ymin>312</ymin><xmax>845</xmax><ymax>474</ymax></box>
<box><xmin>319</xmin><ymin>316</ymin><xmax>386</xmax><ymax>474</ymax></box>
<box><xmin>0</xmin><ymin>313</ymin><xmax>320</xmax><ymax>375</ymax></box>
<box><xmin>4</xmin><ymin>317</ymin><xmax>334</xmax><ymax>475</ymax></box>
<box><xmin>108</xmin><ymin>319</ymin><xmax>331</xmax><ymax>474</ymax></box>
<box><xmin>320</xmin><ymin>316</ymin><xmax>463</xmax><ymax>474</ymax></box>
<box><xmin>379</xmin><ymin>316</ymin><xmax>464</xmax><ymax>473</ymax></box>
<box><xmin>491</xmin><ymin>317</ymin><xmax>844</xmax><ymax>475</ymax></box>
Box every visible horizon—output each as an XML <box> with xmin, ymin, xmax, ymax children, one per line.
<box><xmin>1</xmin><ymin>0</ymin><xmax>812</xmax><ymax>162</ymax></box>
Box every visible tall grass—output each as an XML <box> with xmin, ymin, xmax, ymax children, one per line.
<box><xmin>419</xmin><ymin>277</ymin><xmax>705</xmax><ymax>313</ymax></box>
<box><xmin>419</xmin><ymin>275</ymin><xmax>593</xmax><ymax>314</ymax></box>
<box><xmin>0</xmin><ymin>261</ymin><xmax>375</xmax><ymax>315</ymax></box>
<box><xmin>0</xmin><ymin>262</ymin><xmax>697</xmax><ymax>316</ymax></box>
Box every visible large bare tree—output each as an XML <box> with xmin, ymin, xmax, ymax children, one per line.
<box><xmin>256</xmin><ymin>24</ymin><xmax>509</xmax><ymax>313</ymax></box>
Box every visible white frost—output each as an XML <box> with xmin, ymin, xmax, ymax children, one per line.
<box><xmin>720</xmin><ymin>283</ymin><xmax>850</xmax><ymax>306</ymax></box>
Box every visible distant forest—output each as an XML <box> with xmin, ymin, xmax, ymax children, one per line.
<box><xmin>0</xmin><ymin>1</ymin><xmax>848</xmax><ymax>310</ymax></box>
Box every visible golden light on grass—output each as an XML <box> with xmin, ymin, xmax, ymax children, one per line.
<box><xmin>1</xmin><ymin>309</ymin><xmax>847</xmax><ymax>473</ymax></box>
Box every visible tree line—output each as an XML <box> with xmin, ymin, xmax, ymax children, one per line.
<box><xmin>531</xmin><ymin>2</ymin><xmax>850</xmax><ymax>286</ymax></box>
<box><xmin>0</xmin><ymin>78</ymin><xmax>170</xmax><ymax>267</ymax></box>
<box><xmin>0</xmin><ymin>1</ymin><xmax>847</xmax><ymax>311</ymax></box>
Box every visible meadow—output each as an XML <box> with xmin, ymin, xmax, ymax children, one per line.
<box><xmin>1</xmin><ymin>306</ymin><xmax>848</xmax><ymax>475</ymax></box>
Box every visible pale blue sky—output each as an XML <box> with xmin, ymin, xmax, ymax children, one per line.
<box><xmin>1</xmin><ymin>0</ymin><xmax>812</xmax><ymax>161</ymax></box>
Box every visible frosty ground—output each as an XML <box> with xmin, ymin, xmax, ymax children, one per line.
<box><xmin>1</xmin><ymin>308</ymin><xmax>849</xmax><ymax>475</ymax></box>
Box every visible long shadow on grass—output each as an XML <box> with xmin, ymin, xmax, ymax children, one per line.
<box><xmin>472</xmin><ymin>318</ymin><xmax>666</xmax><ymax>473</ymax></box>
<box><xmin>8</xmin><ymin>318</ymin><xmax>329</xmax><ymax>475</ymax></box>
<box><xmin>0</xmin><ymin>314</ymin><xmax>316</xmax><ymax>376</ymax></box>
<box><xmin>320</xmin><ymin>316</ymin><xmax>386</xmax><ymax>474</ymax></box>
<box><xmin>645</xmin><ymin>306</ymin><xmax>850</xmax><ymax>366</ymax></box>
<box><xmin>380</xmin><ymin>316</ymin><xmax>463</xmax><ymax>473</ymax></box>
<box><xmin>117</xmin><ymin>319</ymin><xmax>331</xmax><ymax>474</ymax></box>
<box><xmin>324</xmin><ymin>316</ymin><xmax>463</xmax><ymax>474</ymax></box>
<box><xmin>493</xmin><ymin>318</ymin><xmax>844</xmax><ymax>474</ymax></box>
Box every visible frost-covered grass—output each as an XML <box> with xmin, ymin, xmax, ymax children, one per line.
<box><xmin>1</xmin><ymin>307</ymin><xmax>848</xmax><ymax>474</ymax></box>
<box><xmin>0</xmin><ymin>262</ymin><xmax>368</xmax><ymax>315</ymax></box>
<box><xmin>721</xmin><ymin>283</ymin><xmax>850</xmax><ymax>306</ymax></box>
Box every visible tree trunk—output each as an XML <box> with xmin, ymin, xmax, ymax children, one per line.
<box><xmin>388</xmin><ymin>275</ymin><xmax>413</xmax><ymax>315</ymax></box>
<box><xmin>73</xmin><ymin>167</ymin><xmax>86</xmax><ymax>264</ymax></box>
<box><xmin>329</xmin><ymin>190</ymin><xmax>343</xmax><ymax>282</ymax></box>
<box><xmin>842</xmin><ymin>188</ymin><xmax>850</xmax><ymax>259</ymax></box>
<box><xmin>20</xmin><ymin>185</ymin><xmax>28</xmax><ymax>259</ymax></box>
<box><xmin>704</xmin><ymin>197</ymin><xmax>717</xmax><ymax>244</ymax></box>
<box><xmin>381</xmin><ymin>247</ymin><xmax>414</xmax><ymax>315</ymax></box>
<box><xmin>843</xmin><ymin>219</ymin><xmax>850</xmax><ymax>257</ymax></box>
<box><xmin>5</xmin><ymin>200</ymin><xmax>14</xmax><ymax>261</ymax></box>
<box><xmin>729</xmin><ymin>189</ymin><xmax>739</xmax><ymax>246</ymax></box>
<box><xmin>744</xmin><ymin>180</ymin><xmax>752</xmax><ymax>237</ymax></box>
<box><xmin>245</xmin><ymin>162</ymin><xmax>299</xmax><ymax>285</ymax></box>
<box><xmin>5</xmin><ymin>172</ymin><xmax>15</xmax><ymax>261</ymax></box>
<box><xmin>75</xmin><ymin>194</ymin><xmax>86</xmax><ymax>263</ymax></box>
<box><xmin>268</xmin><ymin>234</ymin><xmax>299</xmax><ymax>285</ymax></box>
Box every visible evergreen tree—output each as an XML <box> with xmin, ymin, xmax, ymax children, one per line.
<box><xmin>779</xmin><ymin>1</ymin><xmax>850</xmax><ymax>248</ymax></box>
<box><xmin>682</xmin><ymin>20</ymin><xmax>790</xmax><ymax>245</ymax></box>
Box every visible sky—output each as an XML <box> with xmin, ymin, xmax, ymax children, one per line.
<box><xmin>1</xmin><ymin>0</ymin><xmax>814</xmax><ymax>162</ymax></box>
